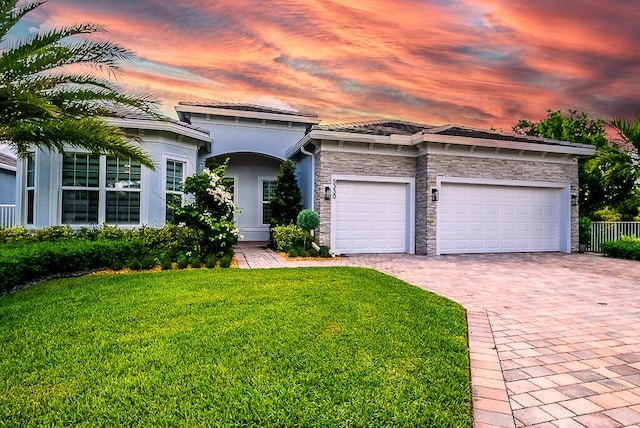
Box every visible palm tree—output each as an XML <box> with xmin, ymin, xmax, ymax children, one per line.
<box><xmin>596</xmin><ymin>115</ymin><xmax>640</xmax><ymax>188</ymax></box>
<box><xmin>0</xmin><ymin>0</ymin><xmax>157</xmax><ymax>169</ymax></box>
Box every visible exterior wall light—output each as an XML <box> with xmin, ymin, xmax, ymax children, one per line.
<box><xmin>571</xmin><ymin>193</ymin><xmax>578</xmax><ymax>206</ymax></box>
<box><xmin>431</xmin><ymin>188</ymin><xmax>439</xmax><ymax>202</ymax></box>
<box><xmin>324</xmin><ymin>186</ymin><xmax>331</xmax><ymax>200</ymax></box>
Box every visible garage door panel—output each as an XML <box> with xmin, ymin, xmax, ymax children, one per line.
<box><xmin>439</xmin><ymin>182</ymin><xmax>563</xmax><ymax>254</ymax></box>
<box><xmin>334</xmin><ymin>180</ymin><xmax>409</xmax><ymax>254</ymax></box>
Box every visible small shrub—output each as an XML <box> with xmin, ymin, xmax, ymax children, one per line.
<box><xmin>176</xmin><ymin>255</ymin><xmax>189</xmax><ymax>270</ymax></box>
<box><xmin>0</xmin><ymin>227</ymin><xmax>31</xmax><ymax>243</ymax></box>
<box><xmin>271</xmin><ymin>224</ymin><xmax>306</xmax><ymax>252</ymax></box>
<box><xmin>140</xmin><ymin>255</ymin><xmax>157</xmax><ymax>270</ymax></box>
<box><xmin>128</xmin><ymin>258</ymin><xmax>141</xmax><ymax>271</ymax></box>
<box><xmin>601</xmin><ymin>236</ymin><xmax>640</xmax><ymax>261</ymax></box>
<box><xmin>161</xmin><ymin>257</ymin><xmax>173</xmax><ymax>271</ymax></box>
<box><xmin>191</xmin><ymin>256</ymin><xmax>202</xmax><ymax>269</ymax></box>
<box><xmin>219</xmin><ymin>252</ymin><xmax>233</xmax><ymax>268</ymax></box>
<box><xmin>579</xmin><ymin>216</ymin><xmax>591</xmax><ymax>245</ymax></box>
<box><xmin>287</xmin><ymin>248</ymin><xmax>299</xmax><ymax>258</ymax></box>
<box><xmin>112</xmin><ymin>260</ymin><xmax>125</xmax><ymax>271</ymax></box>
<box><xmin>307</xmin><ymin>247</ymin><xmax>319</xmax><ymax>257</ymax></box>
<box><xmin>205</xmin><ymin>254</ymin><xmax>218</xmax><ymax>268</ymax></box>
<box><xmin>319</xmin><ymin>246</ymin><xmax>331</xmax><ymax>258</ymax></box>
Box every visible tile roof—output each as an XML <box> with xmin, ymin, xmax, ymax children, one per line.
<box><xmin>312</xmin><ymin>120</ymin><xmax>584</xmax><ymax>147</ymax></box>
<box><xmin>113</xmin><ymin>108</ymin><xmax>210</xmax><ymax>135</ymax></box>
<box><xmin>178</xmin><ymin>101</ymin><xmax>318</xmax><ymax>119</ymax></box>
<box><xmin>312</xmin><ymin>119</ymin><xmax>434</xmax><ymax>136</ymax></box>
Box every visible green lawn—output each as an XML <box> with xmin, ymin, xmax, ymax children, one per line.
<box><xmin>0</xmin><ymin>267</ymin><xmax>471</xmax><ymax>427</ymax></box>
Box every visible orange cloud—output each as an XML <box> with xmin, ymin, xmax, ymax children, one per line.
<box><xmin>25</xmin><ymin>0</ymin><xmax>640</xmax><ymax>129</ymax></box>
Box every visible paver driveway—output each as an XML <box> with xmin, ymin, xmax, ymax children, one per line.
<box><xmin>235</xmin><ymin>245</ymin><xmax>640</xmax><ymax>427</ymax></box>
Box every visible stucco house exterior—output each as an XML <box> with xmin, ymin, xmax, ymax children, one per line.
<box><xmin>14</xmin><ymin>102</ymin><xmax>596</xmax><ymax>255</ymax></box>
<box><xmin>14</xmin><ymin>115</ymin><xmax>211</xmax><ymax>229</ymax></box>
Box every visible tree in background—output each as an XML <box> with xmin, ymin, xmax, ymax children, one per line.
<box><xmin>269</xmin><ymin>160</ymin><xmax>303</xmax><ymax>227</ymax></box>
<box><xmin>0</xmin><ymin>0</ymin><xmax>158</xmax><ymax>168</ymax></box>
<box><xmin>513</xmin><ymin>109</ymin><xmax>637</xmax><ymax>219</ymax></box>
<box><xmin>591</xmin><ymin>114</ymin><xmax>640</xmax><ymax>220</ymax></box>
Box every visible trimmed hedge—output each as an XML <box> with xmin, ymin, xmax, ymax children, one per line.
<box><xmin>0</xmin><ymin>240</ymin><xmax>144</xmax><ymax>293</ymax></box>
<box><xmin>601</xmin><ymin>236</ymin><xmax>640</xmax><ymax>261</ymax></box>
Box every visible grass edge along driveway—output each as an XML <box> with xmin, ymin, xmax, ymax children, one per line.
<box><xmin>0</xmin><ymin>267</ymin><xmax>471</xmax><ymax>427</ymax></box>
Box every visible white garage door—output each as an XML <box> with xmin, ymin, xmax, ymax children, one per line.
<box><xmin>333</xmin><ymin>181</ymin><xmax>409</xmax><ymax>253</ymax></box>
<box><xmin>438</xmin><ymin>182</ymin><xmax>562</xmax><ymax>254</ymax></box>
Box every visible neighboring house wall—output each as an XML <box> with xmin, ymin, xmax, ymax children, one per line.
<box><xmin>0</xmin><ymin>168</ymin><xmax>16</xmax><ymax>205</ymax></box>
<box><xmin>419</xmin><ymin>148</ymin><xmax>579</xmax><ymax>254</ymax></box>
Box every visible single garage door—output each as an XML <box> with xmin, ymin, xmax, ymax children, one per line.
<box><xmin>438</xmin><ymin>182</ymin><xmax>562</xmax><ymax>254</ymax></box>
<box><xmin>333</xmin><ymin>181</ymin><xmax>409</xmax><ymax>253</ymax></box>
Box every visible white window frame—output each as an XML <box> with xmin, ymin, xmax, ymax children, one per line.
<box><xmin>59</xmin><ymin>152</ymin><xmax>143</xmax><ymax>226</ymax></box>
<box><xmin>259</xmin><ymin>176</ymin><xmax>277</xmax><ymax>226</ymax></box>
<box><xmin>164</xmin><ymin>158</ymin><xmax>186</xmax><ymax>223</ymax></box>
<box><xmin>24</xmin><ymin>152</ymin><xmax>36</xmax><ymax>226</ymax></box>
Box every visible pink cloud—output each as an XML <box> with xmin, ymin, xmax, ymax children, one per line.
<box><xmin>25</xmin><ymin>0</ymin><xmax>640</xmax><ymax>129</ymax></box>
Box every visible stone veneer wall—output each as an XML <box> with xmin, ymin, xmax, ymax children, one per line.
<box><xmin>314</xmin><ymin>150</ymin><xmax>416</xmax><ymax>248</ymax></box>
<box><xmin>418</xmin><ymin>154</ymin><xmax>580</xmax><ymax>255</ymax></box>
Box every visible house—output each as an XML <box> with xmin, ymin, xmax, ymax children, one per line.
<box><xmin>0</xmin><ymin>152</ymin><xmax>17</xmax><ymax>228</ymax></box>
<box><xmin>14</xmin><ymin>102</ymin><xmax>596</xmax><ymax>255</ymax></box>
<box><xmin>287</xmin><ymin>120</ymin><xmax>595</xmax><ymax>255</ymax></box>
<box><xmin>14</xmin><ymin>115</ymin><xmax>211</xmax><ymax>228</ymax></box>
<box><xmin>0</xmin><ymin>152</ymin><xmax>16</xmax><ymax>204</ymax></box>
<box><xmin>175</xmin><ymin>102</ymin><xmax>320</xmax><ymax>241</ymax></box>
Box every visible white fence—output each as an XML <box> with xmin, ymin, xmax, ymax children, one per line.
<box><xmin>590</xmin><ymin>221</ymin><xmax>640</xmax><ymax>253</ymax></box>
<box><xmin>0</xmin><ymin>204</ymin><xmax>15</xmax><ymax>229</ymax></box>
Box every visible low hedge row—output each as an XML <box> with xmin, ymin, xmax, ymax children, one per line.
<box><xmin>601</xmin><ymin>236</ymin><xmax>640</xmax><ymax>261</ymax></box>
<box><xmin>0</xmin><ymin>240</ymin><xmax>145</xmax><ymax>293</ymax></box>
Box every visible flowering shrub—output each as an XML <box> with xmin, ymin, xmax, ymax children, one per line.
<box><xmin>171</xmin><ymin>160</ymin><xmax>239</xmax><ymax>255</ymax></box>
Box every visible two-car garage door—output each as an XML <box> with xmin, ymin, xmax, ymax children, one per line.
<box><xmin>330</xmin><ymin>178</ymin><xmax>568</xmax><ymax>255</ymax></box>
<box><xmin>438</xmin><ymin>182</ymin><xmax>566</xmax><ymax>254</ymax></box>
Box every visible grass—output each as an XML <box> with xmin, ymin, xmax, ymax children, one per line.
<box><xmin>0</xmin><ymin>267</ymin><xmax>471</xmax><ymax>427</ymax></box>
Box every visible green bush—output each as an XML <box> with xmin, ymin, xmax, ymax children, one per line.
<box><xmin>0</xmin><ymin>240</ymin><xmax>144</xmax><ymax>293</ymax></box>
<box><xmin>205</xmin><ymin>254</ymin><xmax>218</xmax><ymax>268</ymax></box>
<box><xmin>219</xmin><ymin>252</ymin><xmax>233</xmax><ymax>268</ymax></box>
<box><xmin>161</xmin><ymin>256</ymin><xmax>173</xmax><ymax>271</ymax></box>
<box><xmin>287</xmin><ymin>248</ymin><xmax>299</xmax><ymax>258</ymax></box>
<box><xmin>601</xmin><ymin>235</ymin><xmax>640</xmax><ymax>260</ymax></box>
<box><xmin>271</xmin><ymin>224</ymin><xmax>308</xmax><ymax>252</ymax></box>
<box><xmin>319</xmin><ymin>245</ymin><xmax>331</xmax><ymax>258</ymax></box>
<box><xmin>579</xmin><ymin>216</ymin><xmax>591</xmax><ymax>245</ymax></box>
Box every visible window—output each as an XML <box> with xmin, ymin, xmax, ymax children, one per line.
<box><xmin>25</xmin><ymin>152</ymin><xmax>35</xmax><ymax>225</ymax></box>
<box><xmin>261</xmin><ymin>179</ymin><xmax>276</xmax><ymax>225</ymax></box>
<box><xmin>105</xmin><ymin>157</ymin><xmax>140</xmax><ymax>224</ymax></box>
<box><xmin>61</xmin><ymin>154</ymin><xmax>100</xmax><ymax>223</ymax></box>
<box><xmin>165</xmin><ymin>160</ymin><xmax>185</xmax><ymax>223</ymax></box>
<box><xmin>61</xmin><ymin>153</ymin><xmax>141</xmax><ymax>225</ymax></box>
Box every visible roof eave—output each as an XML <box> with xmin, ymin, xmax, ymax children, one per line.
<box><xmin>175</xmin><ymin>104</ymin><xmax>321</xmax><ymax>125</ymax></box>
<box><xmin>419</xmin><ymin>134</ymin><xmax>597</xmax><ymax>156</ymax></box>
<box><xmin>106</xmin><ymin>117</ymin><xmax>212</xmax><ymax>144</ymax></box>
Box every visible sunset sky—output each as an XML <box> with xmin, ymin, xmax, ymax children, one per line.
<box><xmin>13</xmin><ymin>0</ymin><xmax>640</xmax><ymax>130</ymax></box>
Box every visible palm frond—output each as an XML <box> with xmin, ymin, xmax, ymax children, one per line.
<box><xmin>0</xmin><ymin>0</ymin><xmax>44</xmax><ymax>43</ymax></box>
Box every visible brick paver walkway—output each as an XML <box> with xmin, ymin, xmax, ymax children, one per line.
<box><xmin>234</xmin><ymin>243</ymin><xmax>640</xmax><ymax>427</ymax></box>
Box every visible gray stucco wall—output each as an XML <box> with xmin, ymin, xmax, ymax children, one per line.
<box><xmin>419</xmin><ymin>154</ymin><xmax>579</xmax><ymax>255</ymax></box>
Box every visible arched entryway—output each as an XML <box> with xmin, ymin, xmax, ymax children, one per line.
<box><xmin>205</xmin><ymin>152</ymin><xmax>282</xmax><ymax>241</ymax></box>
